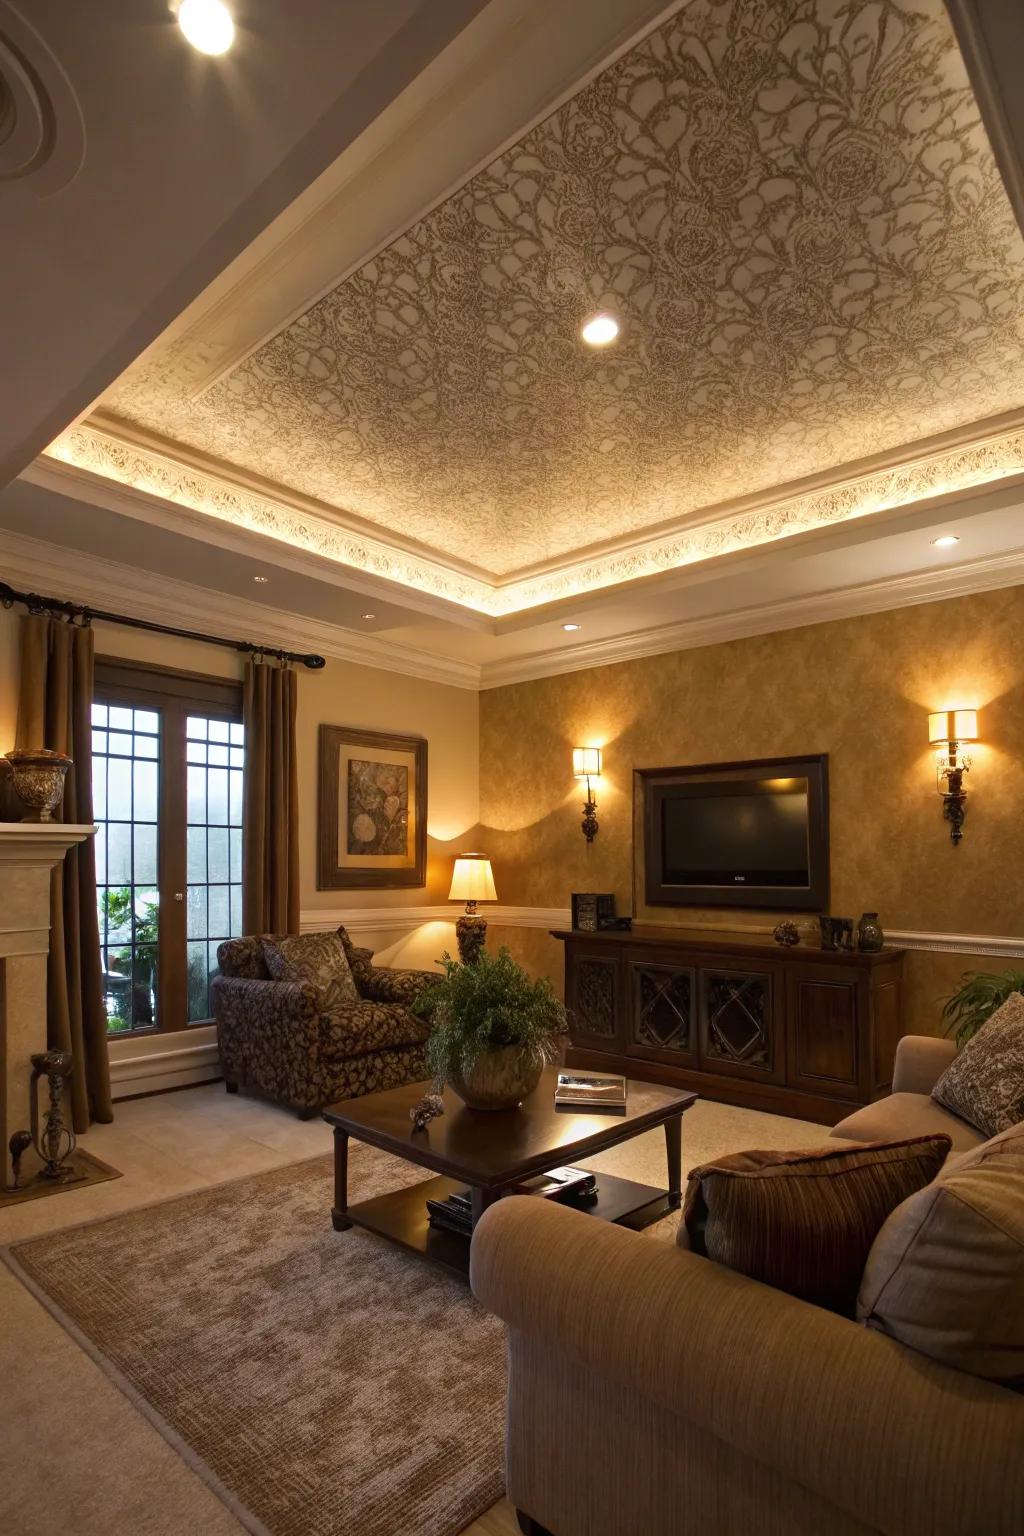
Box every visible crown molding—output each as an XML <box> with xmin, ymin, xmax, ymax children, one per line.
<box><xmin>0</xmin><ymin>529</ymin><xmax>481</xmax><ymax>690</ymax></box>
<box><xmin>479</xmin><ymin>547</ymin><xmax>1024</xmax><ymax>688</ymax></box>
<box><xmin>945</xmin><ymin>1</ymin><xmax>1024</xmax><ymax>240</ymax></box>
<box><xmin>40</xmin><ymin>414</ymin><xmax>1024</xmax><ymax>619</ymax></box>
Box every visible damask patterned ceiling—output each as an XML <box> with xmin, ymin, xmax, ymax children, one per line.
<box><xmin>102</xmin><ymin>0</ymin><xmax>1024</xmax><ymax>585</ymax></box>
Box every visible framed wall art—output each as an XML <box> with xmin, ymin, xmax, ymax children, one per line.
<box><xmin>317</xmin><ymin>724</ymin><xmax>427</xmax><ymax>890</ymax></box>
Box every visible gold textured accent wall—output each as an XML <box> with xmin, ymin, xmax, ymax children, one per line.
<box><xmin>479</xmin><ymin>586</ymin><xmax>1024</xmax><ymax>1034</ymax></box>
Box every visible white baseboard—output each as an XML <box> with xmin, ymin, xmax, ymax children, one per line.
<box><xmin>108</xmin><ymin>1024</ymin><xmax>221</xmax><ymax>1099</ymax></box>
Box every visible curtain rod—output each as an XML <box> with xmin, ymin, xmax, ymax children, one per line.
<box><xmin>0</xmin><ymin>581</ymin><xmax>326</xmax><ymax>670</ymax></box>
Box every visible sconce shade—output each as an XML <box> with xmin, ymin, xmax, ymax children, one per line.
<box><xmin>573</xmin><ymin>747</ymin><xmax>602</xmax><ymax>779</ymax></box>
<box><xmin>928</xmin><ymin>709</ymin><xmax>978</xmax><ymax>745</ymax></box>
<box><xmin>449</xmin><ymin>854</ymin><xmax>497</xmax><ymax>904</ymax></box>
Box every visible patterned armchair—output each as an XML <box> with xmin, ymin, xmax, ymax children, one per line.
<box><xmin>211</xmin><ymin>927</ymin><xmax>436</xmax><ymax>1117</ymax></box>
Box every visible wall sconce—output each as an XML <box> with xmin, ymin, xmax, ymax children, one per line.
<box><xmin>927</xmin><ymin>708</ymin><xmax>978</xmax><ymax>844</ymax></box>
<box><xmin>573</xmin><ymin>747</ymin><xmax>602</xmax><ymax>843</ymax></box>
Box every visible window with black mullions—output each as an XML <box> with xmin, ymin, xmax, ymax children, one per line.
<box><xmin>93</xmin><ymin>659</ymin><xmax>244</xmax><ymax>1036</ymax></box>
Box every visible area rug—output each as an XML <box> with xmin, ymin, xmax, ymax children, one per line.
<box><xmin>4</xmin><ymin>1146</ymin><xmax>508</xmax><ymax>1536</ymax></box>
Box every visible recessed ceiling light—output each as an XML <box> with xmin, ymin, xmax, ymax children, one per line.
<box><xmin>580</xmin><ymin>313</ymin><xmax>619</xmax><ymax>348</ymax></box>
<box><xmin>178</xmin><ymin>0</ymin><xmax>234</xmax><ymax>55</ymax></box>
<box><xmin>361</xmin><ymin>612</ymin><xmax>377</xmax><ymax>621</ymax></box>
<box><xmin>252</xmin><ymin>575</ymin><xmax>269</xmax><ymax>584</ymax></box>
<box><xmin>562</xmin><ymin>622</ymin><xmax>581</xmax><ymax>632</ymax></box>
<box><xmin>932</xmin><ymin>534</ymin><xmax>960</xmax><ymax>548</ymax></box>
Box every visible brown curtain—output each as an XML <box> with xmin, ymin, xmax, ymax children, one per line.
<box><xmin>16</xmin><ymin>615</ymin><xmax>113</xmax><ymax>1132</ymax></box>
<box><xmin>242</xmin><ymin>658</ymin><xmax>299</xmax><ymax>935</ymax></box>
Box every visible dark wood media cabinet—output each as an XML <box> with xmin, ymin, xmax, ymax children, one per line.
<box><xmin>553</xmin><ymin>927</ymin><xmax>906</xmax><ymax>1125</ymax></box>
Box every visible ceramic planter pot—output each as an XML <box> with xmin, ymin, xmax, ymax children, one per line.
<box><xmin>4</xmin><ymin>749</ymin><xmax>73</xmax><ymax>822</ymax></box>
<box><xmin>448</xmin><ymin>1045</ymin><xmax>545</xmax><ymax>1111</ymax></box>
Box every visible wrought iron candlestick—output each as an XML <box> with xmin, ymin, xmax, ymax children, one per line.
<box><xmin>11</xmin><ymin>1051</ymin><xmax>77</xmax><ymax>1186</ymax></box>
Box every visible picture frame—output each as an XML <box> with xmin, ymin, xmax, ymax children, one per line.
<box><xmin>317</xmin><ymin>724</ymin><xmax>427</xmax><ymax>890</ymax></box>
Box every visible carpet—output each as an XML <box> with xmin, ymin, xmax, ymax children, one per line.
<box><xmin>5</xmin><ymin>1145</ymin><xmax>508</xmax><ymax>1536</ymax></box>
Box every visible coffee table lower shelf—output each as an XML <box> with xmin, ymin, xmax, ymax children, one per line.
<box><xmin>340</xmin><ymin>1171</ymin><xmax>674</xmax><ymax>1279</ymax></box>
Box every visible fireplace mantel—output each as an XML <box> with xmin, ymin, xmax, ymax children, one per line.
<box><xmin>0</xmin><ymin>821</ymin><xmax>95</xmax><ymax>1188</ymax></box>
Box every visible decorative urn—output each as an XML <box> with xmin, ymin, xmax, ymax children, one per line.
<box><xmin>3</xmin><ymin>749</ymin><xmax>73</xmax><ymax>822</ymax></box>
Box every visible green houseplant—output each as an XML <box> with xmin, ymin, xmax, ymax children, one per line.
<box><xmin>413</xmin><ymin>946</ymin><xmax>567</xmax><ymax>1110</ymax></box>
<box><xmin>942</xmin><ymin>969</ymin><xmax>1024</xmax><ymax>1047</ymax></box>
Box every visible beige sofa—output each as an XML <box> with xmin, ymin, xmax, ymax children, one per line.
<box><xmin>471</xmin><ymin>1036</ymin><xmax>1022</xmax><ymax>1536</ymax></box>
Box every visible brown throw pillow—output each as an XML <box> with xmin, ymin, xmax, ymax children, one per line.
<box><xmin>931</xmin><ymin>992</ymin><xmax>1024</xmax><ymax>1138</ymax></box>
<box><xmin>262</xmin><ymin>932</ymin><xmax>359</xmax><ymax>1011</ymax></box>
<box><xmin>858</xmin><ymin>1122</ymin><xmax>1024</xmax><ymax>1386</ymax></box>
<box><xmin>682</xmin><ymin>1136</ymin><xmax>951</xmax><ymax>1315</ymax></box>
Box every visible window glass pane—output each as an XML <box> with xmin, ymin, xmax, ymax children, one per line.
<box><xmin>229</xmin><ymin>769</ymin><xmax>244</xmax><ymax>826</ymax></box>
<box><xmin>187</xmin><ymin>942</ymin><xmax>208</xmax><ymax>1022</ymax></box>
<box><xmin>107</xmin><ymin>756</ymin><xmax>131</xmax><ymax>814</ymax></box>
<box><xmin>186</xmin><ymin>885</ymin><xmax>207</xmax><ymax>940</ymax></box>
<box><xmin>133</xmin><ymin>823</ymin><xmax>157</xmax><ymax>885</ymax></box>
<box><xmin>208</xmin><ymin>719</ymin><xmax>230</xmax><ymax>743</ymax></box>
<box><xmin>135</xmin><ymin>733</ymin><xmax>158</xmax><ymax>759</ymax></box>
<box><xmin>230</xmin><ymin>884</ymin><xmax>243</xmax><ymax>937</ymax></box>
<box><xmin>207</xmin><ymin>885</ymin><xmax>230</xmax><ymax>938</ymax></box>
<box><xmin>134</xmin><ymin>889</ymin><xmax>159</xmax><ymax>947</ymax></box>
<box><xmin>230</xmin><ymin>722</ymin><xmax>244</xmax><ymax>746</ymax></box>
<box><xmin>106</xmin><ymin>823</ymin><xmax>131</xmax><ymax>886</ymax></box>
<box><xmin>208</xmin><ymin>742</ymin><xmax>229</xmax><ymax>767</ymax></box>
<box><xmin>133</xmin><ymin>947</ymin><xmax>158</xmax><ymax>1028</ymax></box>
<box><xmin>109</xmin><ymin>705</ymin><xmax>133</xmax><ymax>730</ymax></box>
<box><xmin>187</xmin><ymin>765</ymin><xmax>206</xmax><ymax>822</ymax></box>
<box><xmin>134</xmin><ymin>710</ymin><xmax>159</xmax><ymax>733</ymax></box>
<box><xmin>92</xmin><ymin>730</ymin><xmax>107</xmax><ymax>755</ymax></box>
<box><xmin>94</xmin><ymin>827</ymin><xmax>106</xmax><ymax>886</ymax></box>
<box><xmin>93</xmin><ymin>759</ymin><xmax>107</xmax><ymax>820</ymax></box>
<box><xmin>229</xmin><ymin>827</ymin><xmax>242</xmax><ymax>882</ymax></box>
<box><xmin>230</xmin><ymin>746</ymin><xmax>244</xmax><ymax>769</ymax></box>
<box><xmin>207</xmin><ymin>826</ymin><xmax>229</xmax><ymax>882</ymax></box>
<box><xmin>187</xmin><ymin>826</ymin><xmax>207</xmax><ymax>883</ymax></box>
<box><xmin>187</xmin><ymin>717</ymin><xmax>208</xmax><ymax>739</ymax></box>
<box><xmin>110</xmin><ymin>731</ymin><xmax>133</xmax><ymax>757</ymax></box>
<box><xmin>92</xmin><ymin>703</ymin><xmax>108</xmax><ymax>727</ymax></box>
<box><xmin>208</xmin><ymin>768</ymin><xmax>228</xmax><ymax>826</ymax></box>
<box><xmin>133</xmin><ymin>760</ymin><xmax>158</xmax><ymax>822</ymax></box>
<box><xmin>101</xmin><ymin>885</ymin><xmax>133</xmax><ymax>944</ymax></box>
<box><xmin>103</xmin><ymin>946</ymin><xmax>134</xmax><ymax>1032</ymax></box>
<box><xmin>186</xmin><ymin>740</ymin><xmax>207</xmax><ymax>764</ymax></box>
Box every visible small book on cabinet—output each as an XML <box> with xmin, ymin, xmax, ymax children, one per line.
<box><xmin>554</xmin><ymin>1070</ymin><xmax>627</xmax><ymax>1110</ymax></box>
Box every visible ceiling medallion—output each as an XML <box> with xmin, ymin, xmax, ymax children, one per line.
<box><xmin>0</xmin><ymin>2</ymin><xmax>85</xmax><ymax>195</ymax></box>
<box><xmin>44</xmin><ymin>421</ymin><xmax>1024</xmax><ymax>617</ymax></box>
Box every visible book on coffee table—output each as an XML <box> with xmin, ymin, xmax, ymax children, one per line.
<box><xmin>554</xmin><ymin>1070</ymin><xmax>627</xmax><ymax>1110</ymax></box>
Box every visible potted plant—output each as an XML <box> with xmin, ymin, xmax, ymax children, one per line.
<box><xmin>413</xmin><ymin>947</ymin><xmax>567</xmax><ymax>1110</ymax></box>
<box><xmin>942</xmin><ymin>969</ymin><xmax>1024</xmax><ymax>1047</ymax></box>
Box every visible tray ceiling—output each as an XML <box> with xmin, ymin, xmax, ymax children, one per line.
<box><xmin>74</xmin><ymin>0</ymin><xmax>1024</xmax><ymax>610</ymax></box>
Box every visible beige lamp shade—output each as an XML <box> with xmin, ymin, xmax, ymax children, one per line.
<box><xmin>573</xmin><ymin>747</ymin><xmax>602</xmax><ymax>778</ymax></box>
<box><xmin>928</xmin><ymin>709</ymin><xmax>978</xmax><ymax>745</ymax></box>
<box><xmin>449</xmin><ymin>854</ymin><xmax>497</xmax><ymax>904</ymax></box>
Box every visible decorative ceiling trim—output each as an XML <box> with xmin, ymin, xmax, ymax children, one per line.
<box><xmin>44</xmin><ymin>416</ymin><xmax>1024</xmax><ymax>617</ymax></box>
<box><xmin>0</xmin><ymin>529</ymin><xmax>480</xmax><ymax>690</ymax></box>
<box><xmin>478</xmin><ymin>546</ymin><xmax>1024</xmax><ymax>687</ymax></box>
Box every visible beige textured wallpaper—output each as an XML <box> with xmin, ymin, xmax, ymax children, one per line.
<box><xmin>478</xmin><ymin>586</ymin><xmax>1024</xmax><ymax>1035</ymax></box>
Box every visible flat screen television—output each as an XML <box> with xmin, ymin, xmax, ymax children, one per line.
<box><xmin>642</xmin><ymin>755</ymin><xmax>829</xmax><ymax>911</ymax></box>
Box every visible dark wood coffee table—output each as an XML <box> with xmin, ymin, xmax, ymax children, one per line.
<box><xmin>323</xmin><ymin>1068</ymin><xmax>697</xmax><ymax>1278</ymax></box>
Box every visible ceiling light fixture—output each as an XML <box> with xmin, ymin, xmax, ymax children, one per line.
<box><xmin>252</xmin><ymin>575</ymin><xmax>269</xmax><ymax>584</ymax></box>
<box><xmin>177</xmin><ymin>0</ymin><xmax>235</xmax><ymax>55</ymax></box>
<box><xmin>360</xmin><ymin>612</ymin><xmax>376</xmax><ymax>620</ymax></box>
<box><xmin>580</xmin><ymin>313</ymin><xmax>619</xmax><ymax>348</ymax></box>
<box><xmin>562</xmin><ymin>622</ymin><xmax>581</xmax><ymax>632</ymax></box>
<box><xmin>932</xmin><ymin>535</ymin><xmax>960</xmax><ymax>548</ymax></box>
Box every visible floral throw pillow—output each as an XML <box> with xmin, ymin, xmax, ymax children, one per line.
<box><xmin>932</xmin><ymin>991</ymin><xmax>1024</xmax><ymax>1138</ymax></box>
<box><xmin>262</xmin><ymin>932</ymin><xmax>359</xmax><ymax>1013</ymax></box>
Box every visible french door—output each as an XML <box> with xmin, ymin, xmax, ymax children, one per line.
<box><xmin>92</xmin><ymin>659</ymin><xmax>244</xmax><ymax>1036</ymax></box>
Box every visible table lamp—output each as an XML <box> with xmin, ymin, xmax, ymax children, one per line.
<box><xmin>449</xmin><ymin>853</ymin><xmax>497</xmax><ymax>964</ymax></box>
